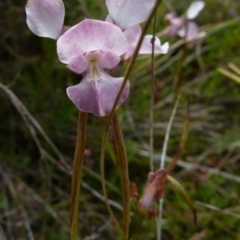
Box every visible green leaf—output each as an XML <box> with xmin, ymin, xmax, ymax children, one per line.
<box><xmin>70</xmin><ymin>112</ymin><xmax>88</xmax><ymax>240</ymax></box>
<box><xmin>167</xmin><ymin>175</ymin><xmax>197</xmax><ymax>224</ymax></box>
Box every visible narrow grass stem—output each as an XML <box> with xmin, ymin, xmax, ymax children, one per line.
<box><xmin>150</xmin><ymin>12</ymin><xmax>158</xmax><ymax>172</ymax></box>
<box><xmin>99</xmin><ymin>0</ymin><xmax>163</xmax><ymax>236</ymax></box>
<box><xmin>158</xmin><ymin>96</ymin><xmax>180</xmax><ymax>240</ymax></box>
<box><xmin>100</xmin><ymin>126</ymin><xmax>120</xmax><ymax>230</ymax></box>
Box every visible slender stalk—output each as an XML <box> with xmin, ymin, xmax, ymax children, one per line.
<box><xmin>158</xmin><ymin>96</ymin><xmax>180</xmax><ymax>240</ymax></box>
<box><xmin>70</xmin><ymin>111</ymin><xmax>88</xmax><ymax>240</ymax></box>
<box><xmin>100</xmin><ymin>130</ymin><xmax>120</xmax><ymax>230</ymax></box>
<box><xmin>99</xmin><ymin>0</ymin><xmax>163</xmax><ymax>235</ymax></box>
<box><xmin>149</xmin><ymin>11</ymin><xmax>158</xmax><ymax>172</ymax></box>
<box><xmin>112</xmin><ymin>112</ymin><xmax>130</xmax><ymax>240</ymax></box>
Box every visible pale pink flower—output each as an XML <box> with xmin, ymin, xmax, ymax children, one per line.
<box><xmin>106</xmin><ymin>0</ymin><xmax>169</xmax><ymax>60</ymax></box>
<box><xmin>57</xmin><ymin>20</ymin><xmax>130</xmax><ymax>116</ymax></box>
<box><xmin>164</xmin><ymin>1</ymin><xmax>205</xmax><ymax>41</ymax></box>
<box><xmin>26</xmin><ymin>0</ymin><xmax>130</xmax><ymax>116</ymax></box>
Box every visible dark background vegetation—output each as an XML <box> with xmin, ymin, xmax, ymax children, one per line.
<box><xmin>1</xmin><ymin>0</ymin><xmax>240</xmax><ymax>239</ymax></box>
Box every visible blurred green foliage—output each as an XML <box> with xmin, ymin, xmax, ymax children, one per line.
<box><xmin>1</xmin><ymin>0</ymin><xmax>240</xmax><ymax>239</ymax></box>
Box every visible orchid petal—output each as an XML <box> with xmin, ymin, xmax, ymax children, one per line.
<box><xmin>186</xmin><ymin>1</ymin><xmax>205</xmax><ymax>20</ymax></box>
<box><xmin>67</xmin><ymin>54</ymin><xmax>88</xmax><ymax>74</ymax></box>
<box><xmin>122</xmin><ymin>25</ymin><xmax>141</xmax><ymax>60</ymax></box>
<box><xmin>105</xmin><ymin>14</ymin><xmax>114</xmax><ymax>24</ymax></box>
<box><xmin>57</xmin><ymin>19</ymin><xmax>128</xmax><ymax>64</ymax></box>
<box><xmin>106</xmin><ymin>0</ymin><xmax>156</xmax><ymax>30</ymax></box>
<box><xmin>99</xmin><ymin>51</ymin><xmax>121</xmax><ymax>69</ymax></box>
<box><xmin>177</xmin><ymin>22</ymin><xmax>199</xmax><ymax>40</ymax></box>
<box><xmin>26</xmin><ymin>0</ymin><xmax>65</xmax><ymax>39</ymax></box>
<box><xmin>67</xmin><ymin>71</ymin><xmax>130</xmax><ymax>116</ymax></box>
<box><xmin>139</xmin><ymin>35</ymin><xmax>169</xmax><ymax>54</ymax></box>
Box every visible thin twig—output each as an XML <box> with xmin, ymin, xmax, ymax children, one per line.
<box><xmin>158</xmin><ymin>96</ymin><xmax>180</xmax><ymax>240</ymax></box>
<box><xmin>149</xmin><ymin>10</ymin><xmax>158</xmax><ymax>172</ymax></box>
<box><xmin>138</xmin><ymin>150</ymin><xmax>240</xmax><ymax>184</ymax></box>
<box><xmin>196</xmin><ymin>201</ymin><xmax>240</xmax><ymax>219</ymax></box>
<box><xmin>21</xmin><ymin>209</ymin><xmax>35</xmax><ymax>240</ymax></box>
<box><xmin>99</xmin><ymin>0</ymin><xmax>163</xmax><ymax>235</ymax></box>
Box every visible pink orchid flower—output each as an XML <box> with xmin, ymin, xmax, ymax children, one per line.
<box><xmin>26</xmin><ymin>0</ymin><xmax>130</xmax><ymax>116</ymax></box>
<box><xmin>164</xmin><ymin>1</ymin><xmax>205</xmax><ymax>41</ymax></box>
<box><xmin>57</xmin><ymin>20</ymin><xmax>130</xmax><ymax>116</ymax></box>
<box><xmin>106</xmin><ymin>0</ymin><xmax>169</xmax><ymax>60</ymax></box>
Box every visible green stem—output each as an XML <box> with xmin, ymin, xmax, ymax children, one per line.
<box><xmin>112</xmin><ymin>112</ymin><xmax>130</xmax><ymax>240</ymax></box>
<box><xmin>70</xmin><ymin>111</ymin><xmax>88</xmax><ymax>240</ymax></box>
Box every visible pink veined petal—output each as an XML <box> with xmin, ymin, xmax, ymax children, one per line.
<box><xmin>186</xmin><ymin>1</ymin><xmax>205</xmax><ymax>20</ymax></box>
<box><xmin>57</xmin><ymin>19</ymin><xmax>128</xmax><ymax>64</ymax></box>
<box><xmin>26</xmin><ymin>0</ymin><xmax>65</xmax><ymax>39</ymax></box>
<box><xmin>67</xmin><ymin>54</ymin><xmax>88</xmax><ymax>74</ymax></box>
<box><xmin>66</xmin><ymin>71</ymin><xmax>130</xmax><ymax>116</ymax></box>
<box><xmin>177</xmin><ymin>21</ymin><xmax>199</xmax><ymax>40</ymax></box>
<box><xmin>122</xmin><ymin>25</ymin><xmax>141</xmax><ymax>60</ymax></box>
<box><xmin>106</xmin><ymin>0</ymin><xmax>156</xmax><ymax>30</ymax></box>
<box><xmin>99</xmin><ymin>51</ymin><xmax>121</xmax><ymax>69</ymax></box>
<box><xmin>139</xmin><ymin>35</ymin><xmax>169</xmax><ymax>55</ymax></box>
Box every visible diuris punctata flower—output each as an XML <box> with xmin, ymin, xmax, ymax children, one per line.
<box><xmin>26</xmin><ymin>0</ymin><xmax>130</xmax><ymax>116</ymax></box>
<box><xmin>57</xmin><ymin>20</ymin><xmax>130</xmax><ymax>116</ymax></box>
<box><xmin>106</xmin><ymin>0</ymin><xmax>169</xmax><ymax>59</ymax></box>
<box><xmin>164</xmin><ymin>1</ymin><xmax>205</xmax><ymax>41</ymax></box>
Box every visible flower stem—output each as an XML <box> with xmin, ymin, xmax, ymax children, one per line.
<box><xmin>112</xmin><ymin>112</ymin><xmax>130</xmax><ymax>240</ymax></box>
<box><xmin>70</xmin><ymin>111</ymin><xmax>88</xmax><ymax>240</ymax></box>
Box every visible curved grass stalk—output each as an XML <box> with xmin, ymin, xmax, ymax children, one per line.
<box><xmin>100</xmin><ymin>137</ymin><xmax>120</xmax><ymax>231</ymax></box>
<box><xmin>99</xmin><ymin>1</ymin><xmax>163</xmax><ymax>239</ymax></box>
<box><xmin>158</xmin><ymin>95</ymin><xmax>180</xmax><ymax>240</ymax></box>
<box><xmin>149</xmin><ymin>11</ymin><xmax>158</xmax><ymax>172</ymax></box>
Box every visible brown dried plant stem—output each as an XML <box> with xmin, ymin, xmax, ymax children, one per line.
<box><xmin>70</xmin><ymin>111</ymin><xmax>88</xmax><ymax>240</ymax></box>
<box><xmin>149</xmin><ymin>10</ymin><xmax>158</xmax><ymax>172</ymax></box>
<box><xmin>112</xmin><ymin>112</ymin><xmax>130</xmax><ymax>240</ymax></box>
<box><xmin>99</xmin><ymin>0</ymin><xmax>163</xmax><ymax>238</ymax></box>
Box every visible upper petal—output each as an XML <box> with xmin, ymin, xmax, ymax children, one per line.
<box><xmin>122</xmin><ymin>25</ymin><xmax>141</xmax><ymax>60</ymax></box>
<box><xmin>186</xmin><ymin>1</ymin><xmax>205</xmax><ymax>20</ymax></box>
<box><xmin>66</xmin><ymin>71</ymin><xmax>130</xmax><ymax>116</ymax></box>
<box><xmin>99</xmin><ymin>51</ymin><xmax>121</xmax><ymax>69</ymax></box>
<box><xmin>106</xmin><ymin>0</ymin><xmax>156</xmax><ymax>30</ymax></box>
<box><xmin>177</xmin><ymin>22</ymin><xmax>199</xmax><ymax>40</ymax></box>
<box><xmin>139</xmin><ymin>35</ymin><xmax>169</xmax><ymax>55</ymax></box>
<box><xmin>26</xmin><ymin>0</ymin><xmax>65</xmax><ymax>39</ymax></box>
<box><xmin>57</xmin><ymin>19</ymin><xmax>128</xmax><ymax>64</ymax></box>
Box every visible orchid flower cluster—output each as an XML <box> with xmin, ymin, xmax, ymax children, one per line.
<box><xmin>26</xmin><ymin>0</ymin><xmax>169</xmax><ymax>116</ymax></box>
<box><xmin>164</xmin><ymin>1</ymin><xmax>205</xmax><ymax>41</ymax></box>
